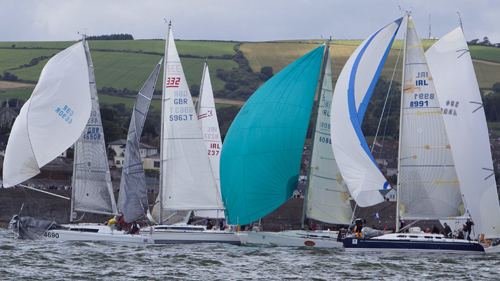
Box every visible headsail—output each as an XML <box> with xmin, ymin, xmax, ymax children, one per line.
<box><xmin>157</xmin><ymin>25</ymin><xmax>223</xmax><ymax>212</ymax></box>
<box><xmin>330</xmin><ymin>18</ymin><xmax>402</xmax><ymax>207</ymax></box>
<box><xmin>305</xmin><ymin>46</ymin><xmax>352</xmax><ymax>225</ymax></box>
<box><xmin>195</xmin><ymin>60</ymin><xmax>225</xmax><ymax>219</ymax></box>
<box><xmin>117</xmin><ymin>59</ymin><xmax>162</xmax><ymax>223</ymax></box>
<box><xmin>72</xmin><ymin>40</ymin><xmax>118</xmax><ymax>216</ymax></box>
<box><xmin>3</xmin><ymin>42</ymin><xmax>91</xmax><ymax>187</ymax></box>
<box><xmin>426</xmin><ymin>27</ymin><xmax>500</xmax><ymax>237</ymax></box>
<box><xmin>398</xmin><ymin>16</ymin><xmax>462</xmax><ymax>219</ymax></box>
<box><xmin>220</xmin><ymin>45</ymin><xmax>325</xmax><ymax>226</ymax></box>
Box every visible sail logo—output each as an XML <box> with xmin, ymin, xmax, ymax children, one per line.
<box><xmin>54</xmin><ymin>105</ymin><xmax>74</xmax><ymax>124</ymax></box>
<box><xmin>441</xmin><ymin>100</ymin><xmax>459</xmax><ymax>117</ymax></box>
<box><xmin>198</xmin><ymin>110</ymin><xmax>213</xmax><ymax>119</ymax></box>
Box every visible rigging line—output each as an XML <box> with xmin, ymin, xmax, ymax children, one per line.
<box><xmin>372</xmin><ymin>36</ymin><xmax>404</xmax><ymax>155</ymax></box>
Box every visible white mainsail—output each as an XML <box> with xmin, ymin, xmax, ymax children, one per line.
<box><xmin>3</xmin><ymin>42</ymin><xmax>91</xmax><ymax>187</ymax></box>
<box><xmin>71</xmin><ymin>40</ymin><xmax>118</xmax><ymax>217</ymax></box>
<box><xmin>158</xmin><ymin>24</ymin><xmax>223</xmax><ymax>213</ymax></box>
<box><xmin>330</xmin><ymin>18</ymin><xmax>402</xmax><ymax>207</ymax></box>
<box><xmin>305</xmin><ymin>46</ymin><xmax>352</xmax><ymax>224</ymax></box>
<box><xmin>426</xmin><ymin>27</ymin><xmax>500</xmax><ymax>237</ymax></box>
<box><xmin>117</xmin><ymin>59</ymin><xmax>162</xmax><ymax>223</ymax></box>
<box><xmin>397</xmin><ymin>17</ymin><xmax>463</xmax><ymax>220</ymax></box>
<box><xmin>195</xmin><ymin>61</ymin><xmax>225</xmax><ymax>219</ymax></box>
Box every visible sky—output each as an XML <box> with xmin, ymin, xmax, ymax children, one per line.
<box><xmin>1</xmin><ymin>0</ymin><xmax>499</xmax><ymax>43</ymax></box>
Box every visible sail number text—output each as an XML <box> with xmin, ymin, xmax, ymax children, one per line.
<box><xmin>44</xmin><ymin>232</ymin><xmax>60</xmax><ymax>239</ymax></box>
<box><xmin>55</xmin><ymin>105</ymin><xmax>74</xmax><ymax>124</ymax></box>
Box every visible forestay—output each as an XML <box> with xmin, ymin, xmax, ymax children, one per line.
<box><xmin>330</xmin><ymin>18</ymin><xmax>402</xmax><ymax>207</ymax></box>
<box><xmin>72</xmin><ymin>40</ymin><xmax>118</xmax><ymax>216</ymax></box>
<box><xmin>117</xmin><ymin>60</ymin><xmax>162</xmax><ymax>223</ymax></box>
<box><xmin>398</xmin><ymin>17</ymin><xmax>463</xmax><ymax>219</ymax></box>
<box><xmin>3</xmin><ymin>42</ymin><xmax>91</xmax><ymax>187</ymax></box>
<box><xmin>305</xmin><ymin>46</ymin><xmax>352</xmax><ymax>225</ymax></box>
<box><xmin>220</xmin><ymin>45</ymin><xmax>325</xmax><ymax>226</ymax></box>
<box><xmin>426</xmin><ymin>27</ymin><xmax>500</xmax><ymax>237</ymax></box>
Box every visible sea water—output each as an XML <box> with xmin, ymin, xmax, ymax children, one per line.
<box><xmin>1</xmin><ymin>228</ymin><xmax>498</xmax><ymax>280</ymax></box>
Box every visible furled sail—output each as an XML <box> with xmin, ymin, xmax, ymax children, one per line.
<box><xmin>305</xmin><ymin>46</ymin><xmax>352</xmax><ymax>225</ymax></box>
<box><xmin>117</xmin><ymin>59</ymin><xmax>162</xmax><ymax>223</ymax></box>
<box><xmin>220</xmin><ymin>45</ymin><xmax>325</xmax><ymax>226</ymax></box>
<box><xmin>426</xmin><ymin>27</ymin><xmax>500</xmax><ymax>237</ymax></box>
<box><xmin>158</xmin><ymin>25</ymin><xmax>223</xmax><ymax>212</ymax></box>
<box><xmin>330</xmin><ymin>18</ymin><xmax>402</xmax><ymax>207</ymax></box>
<box><xmin>398</xmin><ymin>17</ymin><xmax>463</xmax><ymax>219</ymax></box>
<box><xmin>72</xmin><ymin>40</ymin><xmax>118</xmax><ymax>216</ymax></box>
<box><xmin>3</xmin><ymin>42</ymin><xmax>91</xmax><ymax>187</ymax></box>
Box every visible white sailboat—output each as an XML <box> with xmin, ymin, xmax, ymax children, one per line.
<box><xmin>7</xmin><ymin>39</ymin><xmax>158</xmax><ymax>244</ymax></box>
<box><xmin>248</xmin><ymin>44</ymin><xmax>352</xmax><ymax>248</ymax></box>
<box><xmin>145</xmin><ymin>23</ymin><xmax>240</xmax><ymax>245</ymax></box>
<box><xmin>334</xmin><ymin>15</ymin><xmax>484</xmax><ymax>254</ymax></box>
<box><xmin>425</xmin><ymin>27</ymin><xmax>500</xmax><ymax>253</ymax></box>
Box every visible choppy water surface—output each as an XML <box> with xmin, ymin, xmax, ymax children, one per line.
<box><xmin>1</xmin><ymin>228</ymin><xmax>499</xmax><ymax>280</ymax></box>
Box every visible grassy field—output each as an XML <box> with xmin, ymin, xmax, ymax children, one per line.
<box><xmin>1</xmin><ymin>38</ymin><xmax>499</xmax><ymax>105</ymax></box>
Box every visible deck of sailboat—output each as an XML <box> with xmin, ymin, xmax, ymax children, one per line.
<box><xmin>342</xmin><ymin>233</ymin><xmax>485</xmax><ymax>254</ymax></box>
<box><xmin>143</xmin><ymin>225</ymin><xmax>241</xmax><ymax>245</ymax></box>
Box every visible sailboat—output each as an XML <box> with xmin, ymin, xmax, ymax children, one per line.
<box><xmin>333</xmin><ymin>15</ymin><xmax>484</xmax><ymax>254</ymax></box>
<box><xmin>220</xmin><ymin>44</ymin><xmax>336</xmax><ymax>247</ymax></box>
<box><xmin>243</xmin><ymin>44</ymin><xmax>352</xmax><ymax>247</ymax></box>
<box><xmin>144</xmin><ymin>23</ymin><xmax>240</xmax><ymax>245</ymax></box>
<box><xmin>7</xmin><ymin>38</ymin><xmax>159</xmax><ymax>244</ymax></box>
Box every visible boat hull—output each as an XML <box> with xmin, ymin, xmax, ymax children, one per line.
<box><xmin>343</xmin><ymin>236</ymin><xmax>485</xmax><ymax>254</ymax></box>
<box><xmin>42</xmin><ymin>224</ymin><xmax>153</xmax><ymax>244</ymax></box>
<box><xmin>248</xmin><ymin>230</ymin><xmax>342</xmax><ymax>248</ymax></box>
<box><xmin>146</xmin><ymin>226</ymin><xmax>241</xmax><ymax>245</ymax></box>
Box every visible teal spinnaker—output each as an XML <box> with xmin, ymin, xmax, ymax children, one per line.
<box><xmin>220</xmin><ymin>45</ymin><xmax>325</xmax><ymax>226</ymax></box>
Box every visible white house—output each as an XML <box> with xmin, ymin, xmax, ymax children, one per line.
<box><xmin>108</xmin><ymin>139</ymin><xmax>158</xmax><ymax>169</ymax></box>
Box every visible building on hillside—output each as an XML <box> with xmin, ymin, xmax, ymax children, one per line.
<box><xmin>108</xmin><ymin>139</ymin><xmax>158</xmax><ymax>169</ymax></box>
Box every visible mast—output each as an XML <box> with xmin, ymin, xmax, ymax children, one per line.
<box><xmin>395</xmin><ymin>14</ymin><xmax>409</xmax><ymax>232</ymax></box>
<box><xmin>159</xmin><ymin>22</ymin><xmax>171</xmax><ymax>223</ymax></box>
<box><xmin>70</xmin><ymin>34</ymin><xmax>88</xmax><ymax>223</ymax></box>
<box><xmin>301</xmin><ymin>41</ymin><xmax>331</xmax><ymax>229</ymax></box>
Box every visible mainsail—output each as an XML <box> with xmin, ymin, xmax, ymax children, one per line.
<box><xmin>157</xmin><ymin>24</ymin><xmax>223</xmax><ymax>215</ymax></box>
<box><xmin>3</xmin><ymin>42</ymin><xmax>91</xmax><ymax>187</ymax></box>
<box><xmin>397</xmin><ymin>16</ymin><xmax>463</xmax><ymax>220</ymax></box>
<box><xmin>117</xmin><ymin>59</ymin><xmax>162</xmax><ymax>223</ymax></box>
<box><xmin>305</xmin><ymin>46</ymin><xmax>352</xmax><ymax>225</ymax></box>
<box><xmin>220</xmin><ymin>45</ymin><xmax>325</xmax><ymax>226</ymax></box>
<box><xmin>71</xmin><ymin>40</ymin><xmax>118</xmax><ymax>217</ymax></box>
<box><xmin>426</xmin><ymin>27</ymin><xmax>500</xmax><ymax>237</ymax></box>
<box><xmin>330</xmin><ymin>18</ymin><xmax>402</xmax><ymax>207</ymax></box>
